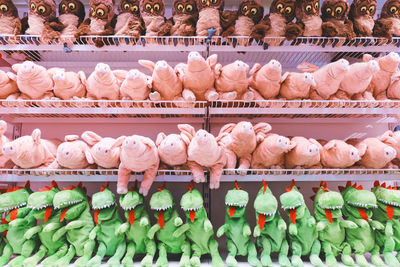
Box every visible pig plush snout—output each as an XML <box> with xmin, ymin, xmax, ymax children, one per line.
<box><xmin>277</xmin><ymin>137</ymin><xmax>290</xmax><ymax>149</ymax></box>
<box><xmin>195</xmin><ymin>130</ymin><xmax>210</xmax><ymax>144</ymax></box>
<box><xmin>240</xmin><ymin>123</ymin><xmax>254</xmax><ymax>135</ymax></box>
<box><xmin>234</xmin><ymin>60</ymin><xmax>247</xmax><ymax>72</ymax></box>
<box><xmin>307</xmin><ymin>144</ymin><xmax>319</xmax><ymax>156</ymax></box>
<box><xmin>155</xmin><ymin>61</ymin><xmax>168</xmax><ymax>71</ymax></box>
<box><xmin>269</xmin><ymin>60</ymin><xmax>281</xmax><ymax>71</ymax></box>
<box><xmin>95</xmin><ymin>63</ymin><xmax>111</xmax><ymax>74</ymax></box>
<box><xmin>126</xmin><ymin>70</ymin><xmax>140</xmax><ymax>80</ymax></box>
<box><xmin>349</xmin><ymin>147</ymin><xmax>360</xmax><ymax>161</ymax></box>
<box><xmin>2</xmin><ymin>143</ymin><xmax>15</xmax><ymax>156</ymax></box>
<box><xmin>20</xmin><ymin>61</ymin><xmax>36</xmax><ymax>74</ymax></box>
<box><xmin>384</xmin><ymin>146</ymin><xmax>397</xmax><ymax>159</ymax></box>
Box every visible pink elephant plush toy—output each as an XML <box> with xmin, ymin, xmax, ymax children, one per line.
<box><xmin>81</xmin><ymin>131</ymin><xmax>122</xmax><ymax>169</ymax></box>
<box><xmin>335</xmin><ymin>57</ymin><xmax>380</xmax><ymax>100</ymax></box>
<box><xmin>279</xmin><ymin>72</ymin><xmax>316</xmax><ymax>100</ymax></box>
<box><xmin>0</xmin><ymin>70</ymin><xmax>18</xmax><ymax>99</ymax></box>
<box><xmin>2</xmin><ymin>128</ymin><xmax>60</xmax><ymax>169</ymax></box>
<box><xmin>119</xmin><ymin>69</ymin><xmax>152</xmax><ymax>101</ymax></box>
<box><xmin>0</xmin><ymin>121</ymin><xmax>13</xmax><ymax>168</ymax></box>
<box><xmin>156</xmin><ymin>124</ymin><xmax>195</xmax><ymax>170</ymax></box>
<box><xmin>185</xmin><ymin>127</ymin><xmax>227</xmax><ymax>189</ymax></box>
<box><xmin>216</xmin><ymin>121</ymin><xmax>272</xmax><ymax>174</ymax></box>
<box><xmin>347</xmin><ymin>137</ymin><xmax>397</xmax><ymax>169</ymax></box>
<box><xmin>11</xmin><ymin>61</ymin><xmax>54</xmax><ymax>99</ymax></box>
<box><xmin>320</xmin><ymin>140</ymin><xmax>361</xmax><ymax>168</ymax></box>
<box><xmin>251</xmin><ymin>133</ymin><xmax>296</xmax><ymax>169</ymax></box>
<box><xmin>297</xmin><ymin>59</ymin><xmax>350</xmax><ymax>100</ymax></box>
<box><xmin>285</xmin><ymin>136</ymin><xmax>322</xmax><ymax>169</ymax></box>
<box><xmin>139</xmin><ymin>60</ymin><xmax>187</xmax><ymax>102</ymax></box>
<box><xmin>365</xmin><ymin>52</ymin><xmax>400</xmax><ymax>100</ymax></box>
<box><xmin>49</xmin><ymin>135</ymin><xmax>94</xmax><ymax>169</ymax></box>
<box><xmin>48</xmin><ymin>68</ymin><xmax>87</xmax><ymax>100</ymax></box>
<box><xmin>175</xmin><ymin>52</ymin><xmax>219</xmax><ymax>101</ymax></box>
<box><xmin>112</xmin><ymin>135</ymin><xmax>159</xmax><ymax>196</ymax></box>
<box><xmin>215</xmin><ymin>60</ymin><xmax>254</xmax><ymax>101</ymax></box>
<box><xmin>248</xmin><ymin>59</ymin><xmax>282</xmax><ymax>100</ymax></box>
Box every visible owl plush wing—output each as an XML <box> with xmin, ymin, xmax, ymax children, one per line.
<box><xmin>373</xmin><ymin>18</ymin><xmax>394</xmax><ymax>40</ymax></box>
<box><xmin>250</xmin><ymin>14</ymin><xmax>271</xmax><ymax>40</ymax></box>
<box><xmin>220</xmin><ymin>10</ymin><xmax>238</xmax><ymax>32</ymax></box>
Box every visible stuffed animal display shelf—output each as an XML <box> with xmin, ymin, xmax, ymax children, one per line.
<box><xmin>0</xmin><ymin>180</ymin><xmax>398</xmax><ymax>267</ymax></box>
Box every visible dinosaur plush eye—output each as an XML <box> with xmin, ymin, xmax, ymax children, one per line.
<box><xmin>30</xmin><ymin>3</ymin><xmax>36</xmax><ymax>10</ymax></box>
<box><xmin>369</xmin><ymin>5</ymin><xmax>375</xmax><ymax>13</ymax></box>
<box><xmin>186</xmin><ymin>4</ymin><xmax>192</xmax><ymax>11</ymax></box>
<box><xmin>68</xmin><ymin>2</ymin><xmax>75</xmax><ymax>9</ymax></box>
<box><xmin>285</xmin><ymin>6</ymin><xmax>292</xmax><ymax>13</ymax></box>
<box><xmin>37</xmin><ymin>5</ymin><xmax>46</xmax><ymax>13</ymax></box>
<box><xmin>123</xmin><ymin>3</ymin><xmax>130</xmax><ymax>9</ymax></box>
<box><xmin>0</xmin><ymin>4</ymin><xmax>8</xmax><ymax>11</ymax></box>
<box><xmin>391</xmin><ymin>6</ymin><xmax>398</xmax><ymax>13</ymax></box>
<box><xmin>145</xmin><ymin>3</ymin><xmax>151</xmax><ymax>10</ymax></box>
<box><xmin>276</xmin><ymin>3</ymin><xmax>283</xmax><ymax>10</ymax></box>
<box><xmin>153</xmin><ymin>4</ymin><xmax>160</xmax><ymax>11</ymax></box>
<box><xmin>250</xmin><ymin>7</ymin><xmax>257</xmax><ymax>14</ymax></box>
<box><xmin>177</xmin><ymin>3</ymin><xmax>184</xmax><ymax>10</ymax></box>
<box><xmin>335</xmin><ymin>6</ymin><xmax>343</xmax><ymax>14</ymax></box>
<box><xmin>306</xmin><ymin>4</ymin><xmax>312</xmax><ymax>11</ymax></box>
<box><xmin>132</xmin><ymin>5</ymin><xmax>138</xmax><ymax>11</ymax></box>
<box><xmin>360</xmin><ymin>6</ymin><xmax>366</xmax><ymax>12</ymax></box>
<box><xmin>314</xmin><ymin>2</ymin><xmax>318</xmax><ymax>10</ymax></box>
<box><xmin>96</xmin><ymin>8</ymin><xmax>104</xmax><ymax>16</ymax></box>
<box><xmin>242</xmin><ymin>5</ymin><xmax>248</xmax><ymax>11</ymax></box>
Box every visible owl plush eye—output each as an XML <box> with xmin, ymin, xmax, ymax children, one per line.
<box><xmin>201</xmin><ymin>0</ymin><xmax>206</xmax><ymax>4</ymax></box>
<box><xmin>0</xmin><ymin>4</ymin><xmax>8</xmax><ymax>11</ymax></box>
<box><xmin>368</xmin><ymin>5</ymin><xmax>375</xmax><ymax>13</ymax></box>
<box><xmin>30</xmin><ymin>3</ymin><xmax>36</xmax><ymax>10</ymax></box>
<box><xmin>123</xmin><ymin>3</ymin><xmax>130</xmax><ymax>9</ymax></box>
<box><xmin>285</xmin><ymin>6</ymin><xmax>292</xmax><ymax>13</ymax></box>
<box><xmin>276</xmin><ymin>3</ymin><xmax>283</xmax><ymax>10</ymax></box>
<box><xmin>314</xmin><ymin>2</ymin><xmax>318</xmax><ymax>10</ymax></box>
<box><xmin>360</xmin><ymin>6</ymin><xmax>366</xmax><ymax>12</ymax></box>
<box><xmin>306</xmin><ymin>4</ymin><xmax>312</xmax><ymax>11</ymax></box>
<box><xmin>37</xmin><ymin>5</ymin><xmax>46</xmax><ymax>13</ymax></box>
<box><xmin>68</xmin><ymin>2</ymin><xmax>75</xmax><ymax>9</ymax></box>
<box><xmin>335</xmin><ymin>6</ymin><xmax>342</xmax><ymax>14</ymax></box>
<box><xmin>250</xmin><ymin>7</ymin><xmax>257</xmax><ymax>14</ymax></box>
<box><xmin>145</xmin><ymin>3</ymin><xmax>151</xmax><ymax>10</ymax></box>
<box><xmin>96</xmin><ymin>8</ymin><xmax>105</xmax><ymax>16</ymax></box>
<box><xmin>61</xmin><ymin>3</ymin><xmax>66</xmax><ymax>10</ymax></box>
<box><xmin>153</xmin><ymin>3</ymin><xmax>160</xmax><ymax>11</ymax></box>
<box><xmin>326</xmin><ymin>7</ymin><xmax>332</xmax><ymax>13</ymax></box>
<box><xmin>242</xmin><ymin>5</ymin><xmax>248</xmax><ymax>11</ymax></box>
<box><xmin>210</xmin><ymin>0</ymin><xmax>217</xmax><ymax>4</ymax></box>
<box><xmin>177</xmin><ymin>3</ymin><xmax>184</xmax><ymax>10</ymax></box>
<box><xmin>391</xmin><ymin>6</ymin><xmax>398</xmax><ymax>13</ymax></box>
<box><xmin>132</xmin><ymin>5</ymin><xmax>138</xmax><ymax>11</ymax></box>
<box><xmin>186</xmin><ymin>4</ymin><xmax>193</xmax><ymax>11</ymax></box>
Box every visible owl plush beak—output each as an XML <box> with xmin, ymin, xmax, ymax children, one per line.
<box><xmin>366</xmin><ymin>10</ymin><xmax>370</xmax><ymax>15</ymax></box>
<box><xmin>150</xmin><ymin>8</ymin><xmax>154</xmax><ymax>13</ymax></box>
<box><xmin>206</xmin><ymin>0</ymin><xmax>210</xmax><ymax>6</ymax></box>
<box><xmin>244</xmin><ymin>10</ymin><xmax>249</xmax><ymax>15</ymax></box>
<box><xmin>92</xmin><ymin>10</ymin><xmax>96</xmax><ymax>16</ymax></box>
<box><xmin>280</xmin><ymin>8</ymin><xmax>284</xmax><ymax>13</ymax></box>
<box><xmin>396</xmin><ymin>10</ymin><xmax>399</xmax><ymax>15</ymax></box>
<box><xmin>313</xmin><ymin>8</ymin><xmax>317</xmax><ymax>13</ymax></box>
<box><xmin>331</xmin><ymin>10</ymin><xmax>334</xmax><ymax>16</ymax></box>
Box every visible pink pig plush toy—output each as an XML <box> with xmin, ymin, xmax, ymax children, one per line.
<box><xmin>347</xmin><ymin>137</ymin><xmax>397</xmax><ymax>169</ymax></box>
<box><xmin>248</xmin><ymin>60</ymin><xmax>282</xmax><ymax>100</ymax></box>
<box><xmin>320</xmin><ymin>140</ymin><xmax>361</xmax><ymax>168</ymax></box>
<box><xmin>380</xmin><ymin>130</ymin><xmax>400</xmax><ymax>166</ymax></box>
<box><xmin>279</xmin><ymin>72</ymin><xmax>316</xmax><ymax>100</ymax></box>
<box><xmin>185</xmin><ymin>126</ymin><xmax>227</xmax><ymax>189</ymax></box>
<box><xmin>48</xmin><ymin>68</ymin><xmax>86</xmax><ymax>100</ymax></box>
<box><xmin>216</xmin><ymin>121</ymin><xmax>272</xmax><ymax>174</ymax></box>
<box><xmin>11</xmin><ymin>61</ymin><xmax>54</xmax><ymax>99</ymax></box>
<box><xmin>112</xmin><ymin>135</ymin><xmax>159</xmax><ymax>196</ymax></box>
<box><xmin>81</xmin><ymin>131</ymin><xmax>122</xmax><ymax>169</ymax></box>
<box><xmin>49</xmin><ymin>135</ymin><xmax>94</xmax><ymax>169</ymax></box>
<box><xmin>215</xmin><ymin>60</ymin><xmax>254</xmax><ymax>101</ymax></box>
<box><xmin>251</xmin><ymin>133</ymin><xmax>296</xmax><ymax>169</ymax></box>
<box><xmin>119</xmin><ymin>69</ymin><xmax>152</xmax><ymax>101</ymax></box>
<box><xmin>0</xmin><ymin>70</ymin><xmax>18</xmax><ymax>99</ymax></box>
<box><xmin>139</xmin><ymin>60</ymin><xmax>187</xmax><ymax>102</ymax></box>
<box><xmin>285</xmin><ymin>136</ymin><xmax>322</xmax><ymax>169</ymax></box>
<box><xmin>387</xmin><ymin>72</ymin><xmax>400</xmax><ymax>100</ymax></box>
<box><xmin>156</xmin><ymin>124</ymin><xmax>195</xmax><ymax>170</ymax></box>
<box><xmin>0</xmin><ymin>121</ymin><xmax>13</xmax><ymax>168</ymax></box>
<box><xmin>297</xmin><ymin>59</ymin><xmax>350</xmax><ymax>100</ymax></box>
<box><xmin>2</xmin><ymin>128</ymin><xmax>60</xmax><ymax>169</ymax></box>
<box><xmin>175</xmin><ymin>52</ymin><xmax>219</xmax><ymax>101</ymax></box>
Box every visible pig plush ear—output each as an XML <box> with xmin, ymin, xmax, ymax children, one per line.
<box><xmin>47</xmin><ymin>67</ymin><xmax>65</xmax><ymax>78</ymax></box>
<box><xmin>249</xmin><ymin>63</ymin><xmax>261</xmax><ymax>76</ymax></box>
<box><xmin>65</xmin><ymin>135</ymin><xmax>80</xmax><ymax>142</ymax></box>
<box><xmin>0</xmin><ymin>120</ymin><xmax>7</xmax><ymax>136</ymax></box>
<box><xmin>84</xmin><ymin>148</ymin><xmax>95</xmax><ymax>165</ymax></box>
<box><xmin>77</xmin><ymin>71</ymin><xmax>86</xmax><ymax>84</ymax></box>
<box><xmin>216</xmin><ymin>132</ymin><xmax>233</xmax><ymax>147</ymax></box>
<box><xmin>156</xmin><ymin>132</ymin><xmax>167</xmax><ymax>147</ymax></box>
<box><xmin>81</xmin><ymin>131</ymin><xmax>102</xmax><ymax>146</ymax></box>
<box><xmin>254</xmin><ymin>123</ymin><xmax>272</xmax><ymax>140</ymax></box>
<box><xmin>178</xmin><ymin>124</ymin><xmax>195</xmax><ymax>145</ymax></box>
<box><xmin>288</xmin><ymin>140</ymin><xmax>297</xmax><ymax>150</ymax></box>
<box><xmin>11</xmin><ymin>63</ymin><xmax>22</xmax><ymax>73</ymax></box>
<box><xmin>297</xmin><ymin>62</ymin><xmax>319</xmax><ymax>73</ymax></box>
<box><xmin>139</xmin><ymin>136</ymin><xmax>156</xmax><ymax>149</ymax></box>
<box><xmin>111</xmin><ymin>136</ymin><xmax>126</xmax><ymax>150</ymax></box>
<box><xmin>356</xmin><ymin>143</ymin><xmax>367</xmax><ymax>157</ymax></box>
<box><xmin>138</xmin><ymin>60</ymin><xmax>156</xmax><ymax>72</ymax></box>
<box><xmin>380</xmin><ymin>131</ymin><xmax>398</xmax><ymax>146</ymax></box>
<box><xmin>32</xmin><ymin>129</ymin><xmax>42</xmax><ymax>145</ymax></box>
<box><xmin>324</xmin><ymin>140</ymin><xmax>337</xmax><ymax>151</ymax></box>
<box><xmin>206</xmin><ymin>54</ymin><xmax>218</xmax><ymax>68</ymax></box>
<box><xmin>363</xmin><ymin>54</ymin><xmax>373</xmax><ymax>62</ymax></box>
<box><xmin>6</xmin><ymin>72</ymin><xmax>17</xmax><ymax>81</ymax></box>
<box><xmin>218</xmin><ymin>123</ymin><xmax>236</xmax><ymax>136</ymax></box>
<box><xmin>214</xmin><ymin>63</ymin><xmax>222</xmax><ymax>78</ymax></box>
<box><xmin>309</xmin><ymin>138</ymin><xmax>322</xmax><ymax>149</ymax></box>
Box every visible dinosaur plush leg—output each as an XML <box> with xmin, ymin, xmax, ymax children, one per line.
<box><xmin>141</xmin><ymin>239</ymin><xmax>156</xmax><ymax>267</ymax></box>
<box><xmin>352</xmin><ymin>240</ymin><xmax>368</xmax><ymax>267</ymax></box>
<box><xmin>22</xmin><ymin>245</ymin><xmax>47</xmax><ymax>267</ymax></box>
<box><xmin>122</xmin><ymin>242</ymin><xmax>135</xmax><ymax>267</ymax></box>
<box><xmin>87</xmin><ymin>242</ymin><xmax>106</xmax><ymax>267</ymax></box>
<box><xmin>0</xmin><ymin>243</ymin><xmax>12</xmax><ymax>266</ymax></box>
<box><xmin>156</xmin><ymin>243</ymin><xmax>168</xmax><ymax>267</ymax></box>
<box><xmin>322</xmin><ymin>241</ymin><xmax>338</xmax><ymax>267</ymax></box>
<box><xmin>371</xmin><ymin>244</ymin><xmax>384</xmax><ymax>266</ymax></box>
<box><xmin>278</xmin><ymin>239</ymin><xmax>291</xmax><ymax>267</ymax></box>
<box><xmin>341</xmin><ymin>243</ymin><xmax>355</xmax><ymax>266</ymax></box>
<box><xmin>75</xmin><ymin>239</ymin><xmax>95</xmax><ymax>267</ymax></box>
<box><xmin>9</xmin><ymin>239</ymin><xmax>36</xmax><ymax>267</ymax></box>
<box><xmin>247</xmin><ymin>241</ymin><xmax>261</xmax><ymax>267</ymax></box>
<box><xmin>54</xmin><ymin>245</ymin><xmax>76</xmax><ymax>267</ymax></box>
<box><xmin>107</xmin><ymin>241</ymin><xmax>126</xmax><ymax>267</ymax></box>
<box><xmin>42</xmin><ymin>244</ymin><xmax>68</xmax><ymax>267</ymax></box>
<box><xmin>310</xmin><ymin>239</ymin><xmax>323</xmax><ymax>267</ymax></box>
<box><xmin>291</xmin><ymin>241</ymin><xmax>304</xmax><ymax>267</ymax></box>
<box><xmin>179</xmin><ymin>241</ymin><xmax>190</xmax><ymax>267</ymax></box>
<box><xmin>209</xmin><ymin>238</ymin><xmax>224</xmax><ymax>267</ymax></box>
<box><xmin>260</xmin><ymin>236</ymin><xmax>272</xmax><ymax>267</ymax></box>
<box><xmin>190</xmin><ymin>243</ymin><xmax>202</xmax><ymax>267</ymax></box>
<box><xmin>226</xmin><ymin>239</ymin><xmax>238</xmax><ymax>267</ymax></box>
<box><xmin>383</xmin><ymin>237</ymin><xmax>400</xmax><ymax>267</ymax></box>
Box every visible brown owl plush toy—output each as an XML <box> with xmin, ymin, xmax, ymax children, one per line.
<box><xmin>251</xmin><ymin>0</ymin><xmax>296</xmax><ymax>41</ymax></box>
<box><xmin>170</xmin><ymin>0</ymin><xmax>198</xmax><ymax>36</ymax></box>
<box><xmin>58</xmin><ymin>0</ymin><xmax>85</xmax><ymax>36</ymax></box>
<box><xmin>26</xmin><ymin>0</ymin><xmax>64</xmax><ymax>42</ymax></box>
<box><xmin>0</xmin><ymin>0</ymin><xmax>22</xmax><ymax>35</ymax></box>
<box><xmin>321</xmin><ymin>0</ymin><xmax>356</xmax><ymax>39</ymax></box>
<box><xmin>114</xmin><ymin>0</ymin><xmax>144</xmax><ymax>37</ymax></box>
<box><xmin>196</xmin><ymin>0</ymin><xmax>225</xmax><ymax>36</ymax></box>
<box><xmin>140</xmin><ymin>0</ymin><xmax>172</xmax><ymax>36</ymax></box>
<box><xmin>75</xmin><ymin>0</ymin><xmax>115</xmax><ymax>47</ymax></box>
<box><xmin>349</xmin><ymin>0</ymin><xmax>377</xmax><ymax>36</ymax></box>
<box><xmin>373</xmin><ymin>0</ymin><xmax>400</xmax><ymax>40</ymax></box>
<box><xmin>285</xmin><ymin>0</ymin><xmax>322</xmax><ymax>40</ymax></box>
<box><xmin>221</xmin><ymin>0</ymin><xmax>264</xmax><ymax>37</ymax></box>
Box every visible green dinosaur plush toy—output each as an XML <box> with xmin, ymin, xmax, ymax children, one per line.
<box><xmin>216</xmin><ymin>181</ymin><xmax>261</xmax><ymax>267</ymax></box>
<box><xmin>340</xmin><ymin>181</ymin><xmax>385</xmax><ymax>267</ymax></box>
<box><xmin>0</xmin><ymin>181</ymin><xmax>37</xmax><ymax>267</ymax></box>
<box><xmin>148</xmin><ymin>185</ymin><xmax>191</xmax><ymax>267</ymax></box>
<box><xmin>50</xmin><ymin>182</ymin><xmax>95</xmax><ymax>267</ymax></box>
<box><xmin>252</xmin><ymin>180</ymin><xmax>291</xmax><ymax>267</ymax></box>
<box><xmin>313</xmin><ymin>181</ymin><xmax>357</xmax><ymax>267</ymax></box>
<box><xmin>88</xmin><ymin>183</ymin><xmax>126</xmax><ymax>267</ymax></box>
<box><xmin>372</xmin><ymin>181</ymin><xmax>400</xmax><ymax>267</ymax></box>
<box><xmin>279</xmin><ymin>180</ymin><xmax>323</xmax><ymax>267</ymax></box>
<box><xmin>23</xmin><ymin>181</ymin><xmax>69</xmax><ymax>267</ymax></box>
<box><xmin>173</xmin><ymin>182</ymin><xmax>224</xmax><ymax>267</ymax></box>
<box><xmin>116</xmin><ymin>186</ymin><xmax>155</xmax><ymax>267</ymax></box>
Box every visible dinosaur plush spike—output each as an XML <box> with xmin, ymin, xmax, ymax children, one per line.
<box><xmin>373</xmin><ymin>180</ymin><xmax>380</xmax><ymax>187</ymax></box>
<box><xmin>262</xmin><ymin>179</ymin><xmax>268</xmax><ymax>194</ymax></box>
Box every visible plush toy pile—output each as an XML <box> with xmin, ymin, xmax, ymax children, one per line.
<box><xmin>2</xmin><ymin>0</ymin><xmax>399</xmax><ymax>43</ymax></box>
<box><xmin>1</xmin><ymin>120</ymin><xmax>399</xmax><ymax>194</ymax></box>
<box><xmin>0</xmin><ymin>179</ymin><xmax>398</xmax><ymax>267</ymax></box>
<box><xmin>3</xmin><ymin>52</ymin><xmax>400</xmax><ymax>103</ymax></box>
